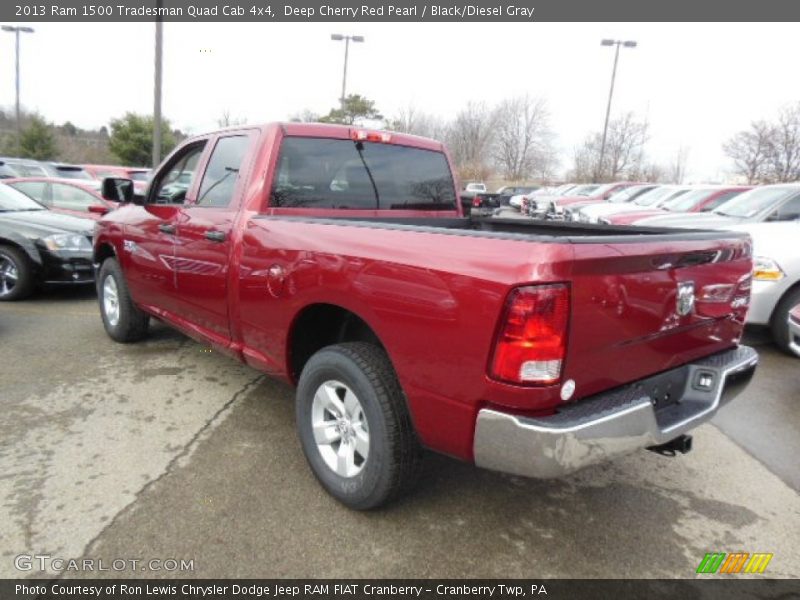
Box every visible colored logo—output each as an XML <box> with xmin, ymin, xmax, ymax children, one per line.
<box><xmin>696</xmin><ymin>552</ymin><xmax>773</xmax><ymax>574</ymax></box>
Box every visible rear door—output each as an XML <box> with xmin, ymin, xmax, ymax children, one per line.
<box><xmin>172</xmin><ymin>131</ymin><xmax>256</xmax><ymax>341</ymax></box>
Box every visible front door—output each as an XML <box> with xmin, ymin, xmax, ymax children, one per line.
<box><xmin>173</xmin><ymin>132</ymin><xmax>255</xmax><ymax>341</ymax></box>
<box><xmin>122</xmin><ymin>141</ymin><xmax>207</xmax><ymax>313</ymax></box>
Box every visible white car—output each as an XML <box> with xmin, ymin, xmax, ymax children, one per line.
<box><xmin>730</xmin><ymin>221</ymin><xmax>800</xmax><ymax>357</ymax></box>
<box><xmin>575</xmin><ymin>185</ymin><xmax>692</xmax><ymax>223</ymax></box>
<box><xmin>463</xmin><ymin>182</ymin><xmax>486</xmax><ymax>194</ymax></box>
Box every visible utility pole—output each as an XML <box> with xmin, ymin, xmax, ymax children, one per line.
<box><xmin>2</xmin><ymin>25</ymin><xmax>35</xmax><ymax>153</ymax></box>
<box><xmin>152</xmin><ymin>6</ymin><xmax>164</xmax><ymax>167</ymax></box>
<box><xmin>597</xmin><ymin>39</ymin><xmax>637</xmax><ymax>182</ymax></box>
<box><xmin>330</xmin><ymin>34</ymin><xmax>364</xmax><ymax>110</ymax></box>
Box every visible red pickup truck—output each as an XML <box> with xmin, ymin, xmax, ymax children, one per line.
<box><xmin>94</xmin><ymin>123</ymin><xmax>758</xmax><ymax>509</ymax></box>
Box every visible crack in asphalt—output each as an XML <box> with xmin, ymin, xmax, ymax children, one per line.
<box><xmin>75</xmin><ymin>373</ymin><xmax>265</xmax><ymax>563</ymax></box>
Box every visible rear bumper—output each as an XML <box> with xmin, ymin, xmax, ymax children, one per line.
<box><xmin>473</xmin><ymin>345</ymin><xmax>758</xmax><ymax>479</ymax></box>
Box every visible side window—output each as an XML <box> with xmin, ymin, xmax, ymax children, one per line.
<box><xmin>771</xmin><ymin>196</ymin><xmax>800</xmax><ymax>221</ymax></box>
<box><xmin>151</xmin><ymin>143</ymin><xmax>206</xmax><ymax>205</ymax></box>
<box><xmin>51</xmin><ymin>183</ymin><xmax>103</xmax><ymax>210</ymax></box>
<box><xmin>196</xmin><ymin>135</ymin><xmax>250</xmax><ymax>208</ymax></box>
<box><xmin>10</xmin><ymin>181</ymin><xmax>48</xmax><ymax>205</ymax></box>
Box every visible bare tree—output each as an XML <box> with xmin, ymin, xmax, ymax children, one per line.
<box><xmin>571</xmin><ymin>112</ymin><xmax>649</xmax><ymax>182</ymax></box>
<box><xmin>289</xmin><ymin>109</ymin><xmax>321</xmax><ymax>123</ymax></box>
<box><xmin>386</xmin><ymin>104</ymin><xmax>449</xmax><ymax>141</ymax></box>
<box><xmin>492</xmin><ymin>95</ymin><xmax>555</xmax><ymax>181</ymax></box>
<box><xmin>668</xmin><ymin>145</ymin><xmax>690</xmax><ymax>184</ymax></box>
<box><xmin>723</xmin><ymin>120</ymin><xmax>772</xmax><ymax>184</ymax></box>
<box><xmin>446</xmin><ymin>101</ymin><xmax>497</xmax><ymax>181</ymax></box>
<box><xmin>217</xmin><ymin>110</ymin><xmax>247</xmax><ymax>128</ymax></box>
<box><xmin>600</xmin><ymin>112</ymin><xmax>649</xmax><ymax>181</ymax></box>
<box><xmin>766</xmin><ymin>103</ymin><xmax>800</xmax><ymax>182</ymax></box>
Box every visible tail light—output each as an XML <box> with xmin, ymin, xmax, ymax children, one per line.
<box><xmin>489</xmin><ymin>284</ymin><xmax>570</xmax><ymax>385</ymax></box>
<box><xmin>473</xmin><ymin>197</ymin><xmax>482</xmax><ymax>207</ymax></box>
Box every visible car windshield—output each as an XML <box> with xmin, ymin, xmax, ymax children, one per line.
<box><xmin>587</xmin><ymin>183</ymin><xmax>617</xmax><ymax>197</ymax></box>
<box><xmin>0</xmin><ymin>183</ymin><xmax>46</xmax><ymax>211</ymax></box>
<box><xmin>13</xmin><ymin>164</ymin><xmax>48</xmax><ymax>177</ymax></box>
<box><xmin>569</xmin><ymin>184</ymin><xmax>600</xmax><ymax>196</ymax></box>
<box><xmin>664</xmin><ymin>188</ymin><xmax>717</xmax><ymax>212</ymax></box>
<box><xmin>634</xmin><ymin>187</ymin><xmax>682</xmax><ymax>207</ymax></box>
<box><xmin>714</xmin><ymin>187</ymin><xmax>797</xmax><ymax>218</ymax></box>
<box><xmin>609</xmin><ymin>185</ymin><xmax>653</xmax><ymax>203</ymax></box>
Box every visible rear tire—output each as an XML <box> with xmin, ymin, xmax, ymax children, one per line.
<box><xmin>0</xmin><ymin>245</ymin><xmax>35</xmax><ymax>301</ymax></box>
<box><xmin>98</xmin><ymin>257</ymin><xmax>149</xmax><ymax>343</ymax></box>
<box><xmin>770</xmin><ymin>286</ymin><xmax>800</xmax><ymax>358</ymax></box>
<box><xmin>296</xmin><ymin>342</ymin><xmax>423</xmax><ymax>510</ymax></box>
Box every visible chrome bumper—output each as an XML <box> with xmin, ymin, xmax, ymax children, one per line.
<box><xmin>473</xmin><ymin>346</ymin><xmax>758</xmax><ymax>479</ymax></box>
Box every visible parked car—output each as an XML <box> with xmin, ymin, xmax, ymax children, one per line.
<box><xmin>636</xmin><ymin>184</ymin><xmax>800</xmax><ymax>229</ymax></box>
<box><xmin>41</xmin><ymin>163</ymin><xmax>100</xmax><ymax>190</ymax></box>
<box><xmin>730</xmin><ymin>221</ymin><xmax>800</xmax><ymax>357</ymax></box>
<box><xmin>602</xmin><ymin>186</ymin><xmax>751</xmax><ymax>225</ymax></box>
<box><xmin>5</xmin><ymin>177</ymin><xmax>118</xmax><ymax>220</ymax></box>
<box><xmin>0</xmin><ymin>157</ymin><xmax>49</xmax><ymax>178</ymax></box>
<box><xmin>471</xmin><ymin>185</ymin><xmax>542</xmax><ymax>215</ymax></box>
<box><xmin>459</xmin><ymin>182</ymin><xmax>487</xmax><ymax>215</ymax></box>
<box><xmin>0</xmin><ymin>182</ymin><xmax>95</xmax><ymax>300</ymax></box>
<box><xmin>94</xmin><ymin>122</ymin><xmax>757</xmax><ymax>509</ymax></box>
<box><xmin>533</xmin><ymin>182</ymin><xmax>642</xmax><ymax>219</ymax></box>
<box><xmin>82</xmin><ymin>164</ymin><xmax>151</xmax><ymax>195</ymax></box>
<box><xmin>561</xmin><ymin>184</ymin><xmax>660</xmax><ymax>221</ymax></box>
<box><xmin>575</xmin><ymin>185</ymin><xmax>692</xmax><ymax>223</ymax></box>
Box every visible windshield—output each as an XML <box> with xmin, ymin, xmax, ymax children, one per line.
<box><xmin>664</xmin><ymin>189</ymin><xmax>717</xmax><ymax>212</ymax></box>
<box><xmin>272</xmin><ymin>137</ymin><xmax>457</xmax><ymax>210</ymax></box>
<box><xmin>0</xmin><ymin>183</ymin><xmax>46</xmax><ymax>211</ymax></box>
<box><xmin>714</xmin><ymin>186</ymin><xmax>797</xmax><ymax>218</ymax></box>
<box><xmin>609</xmin><ymin>185</ymin><xmax>652</xmax><ymax>203</ymax></box>
<box><xmin>634</xmin><ymin>187</ymin><xmax>683</xmax><ymax>207</ymax></box>
<box><xmin>587</xmin><ymin>183</ymin><xmax>617</xmax><ymax>198</ymax></box>
<box><xmin>569</xmin><ymin>184</ymin><xmax>600</xmax><ymax>197</ymax></box>
<box><xmin>129</xmin><ymin>171</ymin><xmax>150</xmax><ymax>181</ymax></box>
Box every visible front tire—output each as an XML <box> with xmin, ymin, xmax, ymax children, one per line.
<box><xmin>296</xmin><ymin>342</ymin><xmax>423</xmax><ymax>510</ymax></box>
<box><xmin>98</xmin><ymin>257</ymin><xmax>149</xmax><ymax>343</ymax></box>
<box><xmin>771</xmin><ymin>286</ymin><xmax>800</xmax><ymax>358</ymax></box>
<box><xmin>0</xmin><ymin>245</ymin><xmax>35</xmax><ymax>301</ymax></box>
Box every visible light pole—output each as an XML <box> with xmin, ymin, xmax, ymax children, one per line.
<box><xmin>2</xmin><ymin>25</ymin><xmax>35</xmax><ymax>153</ymax></box>
<box><xmin>597</xmin><ymin>38</ymin><xmax>636</xmax><ymax>182</ymax></box>
<box><xmin>330</xmin><ymin>34</ymin><xmax>364</xmax><ymax>110</ymax></box>
<box><xmin>152</xmin><ymin>2</ymin><xmax>164</xmax><ymax>168</ymax></box>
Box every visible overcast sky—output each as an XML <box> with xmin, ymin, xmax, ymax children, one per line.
<box><xmin>1</xmin><ymin>22</ymin><xmax>798</xmax><ymax>180</ymax></box>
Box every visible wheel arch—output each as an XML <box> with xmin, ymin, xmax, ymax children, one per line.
<box><xmin>286</xmin><ymin>302</ymin><xmax>389</xmax><ymax>385</ymax></box>
<box><xmin>0</xmin><ymin>234</ymin><xmax>43</xmax><ymax>267</ymax></box>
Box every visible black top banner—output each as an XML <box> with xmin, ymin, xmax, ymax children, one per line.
<box><xmin>3</xmin><ymin>0</ymin><xmax>800</xmax><ymax>22</ymax></box>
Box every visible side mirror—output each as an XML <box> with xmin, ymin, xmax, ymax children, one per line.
<box><xmin>102</xmin><ymin>177</ymin><xmax>135</xmax><ymax>203</ymax></box>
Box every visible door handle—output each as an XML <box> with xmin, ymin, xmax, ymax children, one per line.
<box><xmin>205</xmin><ymin>230</ymin><xmax>226</xmax><ymax>243</ymax></box>
<box><xmin>158</xmin><ymin>223</ymin><xmax>176</xmax><ymax>234</ymax></box>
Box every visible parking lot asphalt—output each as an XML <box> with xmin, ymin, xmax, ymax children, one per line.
<box><xmin>1</xmin><ymin>286</ymin><xmax>799</xmax><ymax>579</ymax></box>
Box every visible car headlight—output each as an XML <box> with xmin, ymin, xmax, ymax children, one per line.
<box><xmin>43</xmin><ymin>234</ymin><xmax>92</xmax><ymax>252</ymax></box>
<box><xmin>753</xmin><ymin>256</ymin><xmax>785</xmax><ymax>281</ymax></box>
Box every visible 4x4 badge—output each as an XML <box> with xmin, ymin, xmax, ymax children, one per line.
<box><xmin>677</xmin><ymin>281</ymin><xmax>695</xmax><ymax>316</ymax></box>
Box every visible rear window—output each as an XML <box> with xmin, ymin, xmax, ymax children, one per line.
<box><xmin>271</xmin><ymin>137</ymin><xmax>457</xmax><ymax>210</ymax></box>
<box><xmin>54</xmin><ymin>166</ymin><xmax>92</xmax><ymax>180</ymax></box>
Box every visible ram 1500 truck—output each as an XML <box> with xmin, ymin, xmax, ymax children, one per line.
<box><xmin>94</xmin><ymin>123</ymin><xmax>758</xmax><ymax>509</ymax></box>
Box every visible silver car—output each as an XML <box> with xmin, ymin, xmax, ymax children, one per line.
<box><xmin>731</xmin><ymin>221</ymin><xmax>800</xmax><ymax>357</ymax></box>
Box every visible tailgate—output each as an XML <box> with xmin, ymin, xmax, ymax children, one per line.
<box><xmin>563</xmin><ymin>232</ymin><xmax>752</xmax><ymax>401</ymax></box>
